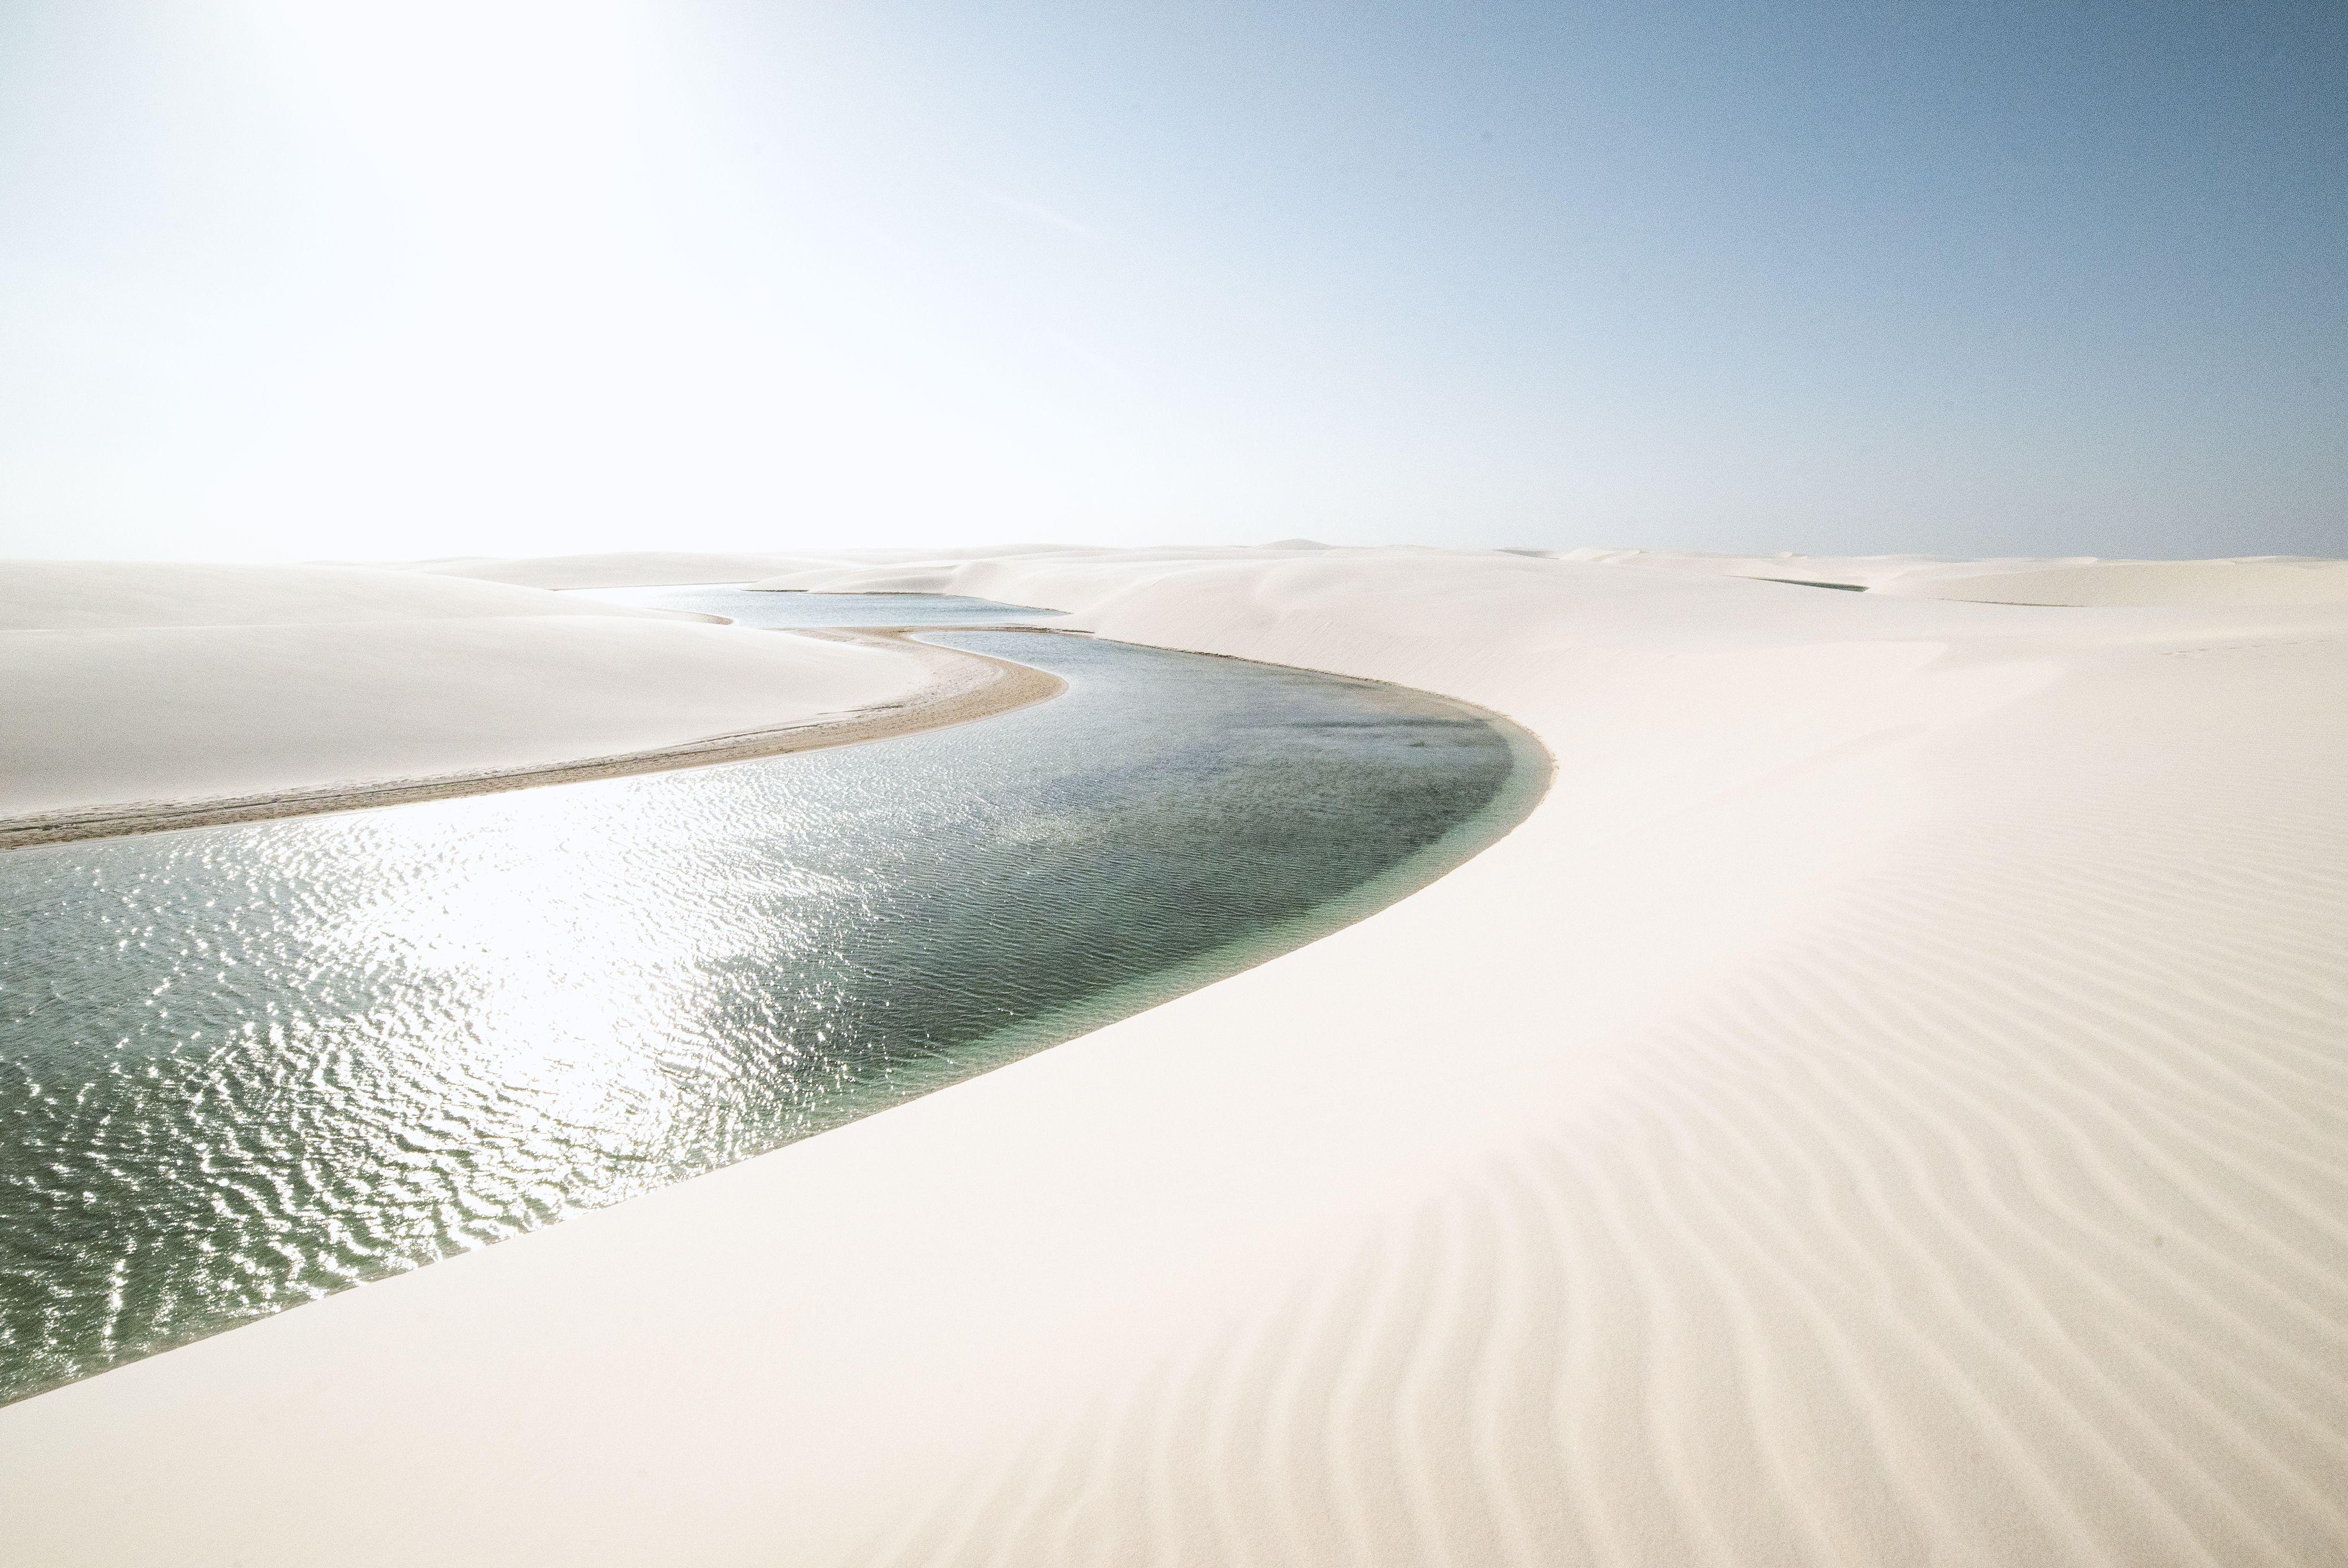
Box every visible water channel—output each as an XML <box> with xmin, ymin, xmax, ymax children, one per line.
<box><xmin>0</xmin><ymin>589</ymin><xmax>1543</xmax><ymax>1404</ymax></box>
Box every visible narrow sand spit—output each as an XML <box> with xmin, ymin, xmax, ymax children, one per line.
<box><xmin>0</xmin><ymin>563</ymin><xmax>1059</xmax><ymax>847</ymax></box>
<box><xmin>0</xmin><ymin>630</ymin><xmax>1059</xmax><ymax>849</ymax></box>
<box><xmin>3</xmin><ymin>548</ymin><xmax>2344</xmax><ymax>1567</ymax></box>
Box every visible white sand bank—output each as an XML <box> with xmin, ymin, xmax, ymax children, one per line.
<box><xmin>1</xmin><ymin>560</ymin><xmax>710</xmax><ymax>630</ymax></box>
<box><xmin>0</xmin><ymin>563</ymin><xmax>952</xmax><ymax>835</ymax></box>
<box><xmin>3</xmin><ymin>548</ymin><xmax>2345</xmax><ymax>1566</ymax></box>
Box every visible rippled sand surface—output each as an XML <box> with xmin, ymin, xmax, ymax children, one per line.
<box><xmin>0</xmin><ymin>622</ymin><xmax>1538</xmax><ymax>1403</ymax></box>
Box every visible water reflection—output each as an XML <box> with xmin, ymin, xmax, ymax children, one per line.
<box><xmin>0</xmin><ymin>611</ymin><xmax>1539</xmax><ymax>1404</ymax></box>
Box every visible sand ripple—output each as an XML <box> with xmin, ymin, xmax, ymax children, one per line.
<box><xmin>847</xmin><ymin>636</ymin><xmax>2348</xmax><ymax>1567</ymax></box>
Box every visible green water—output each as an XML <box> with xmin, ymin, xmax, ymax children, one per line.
<box><xmin>0</xmin><ymin>604</ymin><xmax>1543</xmax><ymax>1405</ymax></box>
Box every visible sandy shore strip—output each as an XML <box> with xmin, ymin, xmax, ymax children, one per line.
<box><xmin>0</xmin><ymin>561</ymin><xmax>1069</xmax><ymax>849</ymax></box>
<box><xmin>0</xmin><ymin>629</ymin><xmax>1062</xmax><ymax>850</ymax></box>
<box><xmin>3</xmin><ymin>547</ymin><xmax>2344</xmax><ymax>1567</ymax></box>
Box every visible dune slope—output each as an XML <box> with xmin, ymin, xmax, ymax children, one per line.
<box><xmin>2</xmin><ymin>548</ymin><xmax>2343</xmax><ymax>1567</ymax></box>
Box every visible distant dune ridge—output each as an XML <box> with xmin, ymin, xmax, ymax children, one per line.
<box><xmin>1551</xmin><ymin>546</ymin><xmax>2348</xmax><ymax>606</ymax></box>
<box><xmin>2</xmin><ymin>545</ymin><xmax>2344</xmax><ymax>1566</ymax></box>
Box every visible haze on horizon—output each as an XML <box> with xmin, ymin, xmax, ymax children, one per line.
<box><xmin>0</xmin><ymin>0</ymin><xmax>2340</xmax><ymax>564</ymax></box>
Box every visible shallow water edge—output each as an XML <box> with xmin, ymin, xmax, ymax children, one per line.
<box><xmin>1</xmin><ymin>614</ymin><xmax>1547</xmax><ymax>1404</ymax></box>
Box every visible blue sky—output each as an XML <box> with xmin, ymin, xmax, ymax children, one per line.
<box><xmin>0</xmin><ymin>1</ymin><xmax>2339</xmax><ymax>560</ymax></box>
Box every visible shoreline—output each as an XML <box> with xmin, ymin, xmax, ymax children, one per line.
<box><xmin>3</xmin><ymin>549</ymin><xmax>2344</xmax><ymax>1567</ymax></box>
<box><xmin>0</xmin><ymin>629</ymin><xmax>1064</xmax><ymax>851</ymax></box>
<box><xmin>0</xmin><ymin>632</ymin><xmax>1539</xmax><ymax>1411</ymax></box>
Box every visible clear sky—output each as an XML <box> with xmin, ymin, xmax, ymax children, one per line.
<box><xmin>1</xmin><ymin>1</ymin><xmax>2340</xmax><ymax>561</ymax></box>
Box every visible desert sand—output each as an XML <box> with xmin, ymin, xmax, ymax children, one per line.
<box><xmin>2</xmin><ymin>546</ymin><xmax>2344</xmax><ymax>1566</ymax></box>
<box><xmin>0</xmin><ymin>562</ymin><xmax>1054</xmax><ymax>845</ymax></box>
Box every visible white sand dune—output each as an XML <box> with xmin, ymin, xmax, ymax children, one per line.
<box><xmin>0</xmin><ymin>559</ymin><xmax>708</xmax><ymax>630</ymax></box>
<box><xmin>2</xmin><ymin>547</ymin><xmax>2344</xmax><ymax>1566</ymax></box>
<box><xmin>1872</xmin><ymin>557</ymin><xmax>2348</xmax><ymax>606</ymax></box>
<box><xmin>394</xmin><ymin>550</ymin><xmax>858</xmax><ymax>589</ymax></box>
<box><xmin>0</xmin><ymin>562</ymin><xmax>944</xmax><ymax>828</ymax></box>
<box><xmin>399</xmin><ymin>544</ymin><xmax>1088</xmax><ymax>590</ymax></box>
<box><xmin>1555</xmin><ymin>546</ymin><xmax>2348</xmax><ymax>606</ymax></box>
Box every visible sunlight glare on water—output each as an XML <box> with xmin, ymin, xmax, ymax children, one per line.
<box><xmin>0</xmin><ymin>607</ymin><xmax>1541</xmax><ymax>1405</ymax></box>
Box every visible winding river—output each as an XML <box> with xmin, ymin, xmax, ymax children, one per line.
<box><xmin>0</xmin><ymin>590</ymin><xmax>1543</xmax><ymax>1405</ymax></box>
